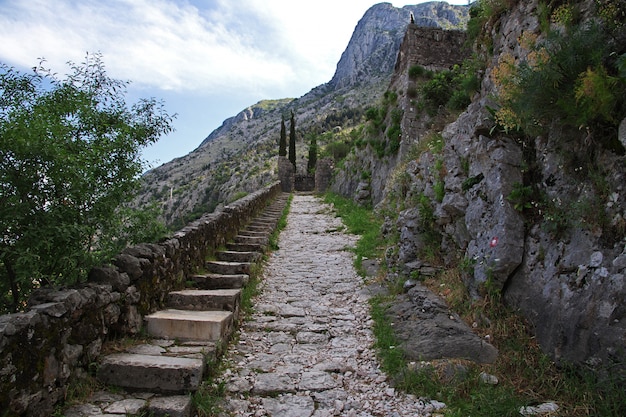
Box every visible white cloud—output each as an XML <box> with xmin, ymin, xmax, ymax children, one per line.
<box><xmin>0</xmin><ymin>0</ymin><xmax>302</xmax><ymax>95</ymax></box>
<box><xmin>0</xmin><ymin>0</ymin><xmax>468</xmax><ymax>101</ymax></box>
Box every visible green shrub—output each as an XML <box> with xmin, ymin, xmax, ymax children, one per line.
<box><xmin>496</xmin><ymin>22</ymin><xmax>626</xmax><ymax>144</ymax></box>
<box><xmin>434</xmin><ymin>180</ymin><xmax>445</xmax><ymax>203</ymax></box>
<box><xmin>422</xmin><ymin>71</ymin><xmax>454</xmax><ymax>112</ymax></box>
<box><xmin>507</xmin><ymin>183</ymin><xmax>533</xmax><ymax>211</ymax></box>
<box><xmin>324</xmin><ymin>141</ymin><xmax>352</xmax><ymax>162</ymax></box>
<box><xmin>419</xmin><ymin>62</ymin><xmax>482</xmax><ymax>115</ymax></box>
<box><xmin>408</xmin><ymin>64</ymin><xmax>428</xmax><ymax>79</ymax></box>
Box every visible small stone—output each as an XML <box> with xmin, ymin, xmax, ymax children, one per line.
<box><xmin>519</xmin><ymin>401</ymin><xmax>559</xmax><ymax>416</ymax></box>
<box><xmin>403</xmin><ymin>279</ymin><xmax>418</xmax><ymax>292</ymax></box>
<box><xmin>430</xmin><ymin>400</ymin><xmax>446</xmax><ymax>410</ymax></box>
<box><xmin>148</xmin><ymin>395</ymin><xmax>192</xmax><ymax>417</ymax></box>
<box><xmin>479</xmin><ymin>372</ymin><xmax>499</xmax><ymax>385</ymax></box>
<box><xmin>252</xmin><ymin>373</ymin><xmax>295</xmax><ymax>395</ymax></box>
<box><xmin>299</xmin><ymin>371</ymin><xmax>339</xmax><ymax>391</ymax></box>
<box><xmin>334</xmin><ymin>399</ymin><xmax>345</xmax><ymax>412</ymax></box>
<box><xmin>613</xmin><ymin>254</ymin><xmax>626</xmax><ymax>270</ymax></box>
<box><xmin>262</xmin><ymin>394</ymin><xmax>315</xmax><ymax>417</ymax></box>
<box><xmin>590</xmin><ymin>251</ymin><xmax>604</xmax><ymax>268</ymax></box>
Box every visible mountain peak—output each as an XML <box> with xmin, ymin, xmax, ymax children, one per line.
<box><xmin>328</xmin><ymin>2</ymin><xmax>469</xmax><ymax>90</ymax></box>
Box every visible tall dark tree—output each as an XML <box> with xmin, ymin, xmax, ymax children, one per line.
<box><xmin>288</xmin><ymin>110</ymin><xmax>296</xmax><ymax>169</ymax></box>
<box><xmin>307</xmin><ymin>133</ymin><xmax>318</xmax><ymax>174</ymax></box>
<box><xmin>278</xmin><ymin>116</ymin><xmax>287</xmax><ymax>156</ymax></box>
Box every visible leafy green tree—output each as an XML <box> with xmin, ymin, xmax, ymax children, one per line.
<box><xmin>0</xmin><ymin>53</ymin><xmax>174</xmax><ymax>312</ymax></box>
<box><xmin>279</xmin><ymin>116</ymin><xmax>287</xmax><ymax>156</ymax></box>
<box><xmin>307</xmin><ymin>133</ymin><xmax>317</xmax><ymax>174</ymax></box>
<box><xmin>289</xmin><ymin>110</ymin><xmax>296</xmax><ymax>169</ymax></box>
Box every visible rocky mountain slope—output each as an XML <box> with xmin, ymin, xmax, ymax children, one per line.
<box><xmin>134</xmin><ymin>2</ymin><xmax>469</xmax><ymax>230</ymax></box>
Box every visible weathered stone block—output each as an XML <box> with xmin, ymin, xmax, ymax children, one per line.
<box><xmin>387</xmin><ymin>284</ymin><xmax>498</xmax><ymax>364</ymax></box>
<box><xmin>98</xmin><ymin>353</ymin><xmax>204</xmax><ymax>393</ymax></box>
<box><xmin>148</xmin><ymin>395</ymin><xmax>193</xmax><ymax>417</ymax></box>
<box><xmin>205</xmin><ymin>261</ymin><xmax>251</xmax><ymax>275</ymax></box>
<box><xmin>145</xmin><ymin>309</ymin><xmax>233</xmax><ymax>342</ymax></box>
<box><xmin>188</xmin><ymin>273</ymin><xmax>249</xmax><ymax>290</ymax></box>
<box><xmin>167</xmin><ymin>289</ymin><xmax>241</xmax><ymax>313</ymax></box>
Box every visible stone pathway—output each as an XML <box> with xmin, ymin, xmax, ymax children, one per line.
<box><xmin>220</xmin><ymin>194</ymin><xmax>443</xmax><ymax>417</ymax></box>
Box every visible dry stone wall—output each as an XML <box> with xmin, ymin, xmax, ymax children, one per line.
<box><xmin>0</xmin><ymin>182</ymin><xmax>281</xmax><ymax>417</ymax></box>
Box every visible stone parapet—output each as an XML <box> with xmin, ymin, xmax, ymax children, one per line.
<box><xmin>0</xmin><ymin>182</ymin><xmax>281</xmax><ymax>417</ymax></box>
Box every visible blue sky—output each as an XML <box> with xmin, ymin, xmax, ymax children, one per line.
<box><xmin>0</xmin><ymin>0</ymin><xmax>468</xmax><ymax>168</ymax></box>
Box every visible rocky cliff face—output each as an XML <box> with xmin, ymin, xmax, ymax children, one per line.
<box><xmin>329</xmin><ymin>2</ymin><xmax>468</xmax><ymax>89</ymax></box>
<box><xmin>135</xmin><ymin>2</ymin><xmax>469</xmax><ymax>229</ymax></box>
<box><xmin>349</xmin><ymin>0</ymin><xmax>626</xmax><ymax>376</ymax></box>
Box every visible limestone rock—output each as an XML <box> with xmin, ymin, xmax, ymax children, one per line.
<box><xmin>519</xmin><ymin>402</ymin><xmax>559</xmax><ymax>416</ymax></box>
<box><xmin>261</xmin><ymin>394</ymin><xmax>315</xmax><ymax>417</ymax></box>
<box><xmin>147</xmin><ymin>395</ymin><xmax>193</xmax><ymax>417</ymax></box>
<box><xmin>387</xmin><ymin>284</ymin><xmax>498</xmax><ymax>364</ymax></box>
<box><xmin>89</xmin><ymin>266</ymin><xmax>129</xmax><ymax>292</ymax></box>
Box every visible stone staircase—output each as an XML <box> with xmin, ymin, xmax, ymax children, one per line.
<box><xmin>65</xmin><ymin>194</ymin><xmax>289</xmax><ymax>417</ymax></box>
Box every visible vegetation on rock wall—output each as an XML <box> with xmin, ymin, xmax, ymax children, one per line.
<box><xmin>365</xmin><ymin>90</ymin><xmax>403</xmax><ymax>158</ymax></box>
<box><xmin>491</xmin><ymin>18</ymin><xmax>626</xmax><ymax>142</ymax></box>
<box><xmin>324</xmin><ymin>0</ymin><xmax>626</xmax><ymax>415</ymax></box>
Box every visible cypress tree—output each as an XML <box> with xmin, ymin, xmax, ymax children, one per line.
<box><xmin>278</xmin><ymin>116</ymin><xmax>287</xmax><ymax>156</ymax></box>
<box><xmin>289</xmin><ymin>110</ymin><xmax>296</xmax><ymax>169</ymax></box>
<box><xmin>307</xmin><ymin>134</ymin><xmax>317</xmax><ymax>174</ymax></box>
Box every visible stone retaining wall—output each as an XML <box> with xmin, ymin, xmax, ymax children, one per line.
<box><xmin>0</xmin><ymin>182</ymin><xmax>281</xmax><ymax>417</ymax></box>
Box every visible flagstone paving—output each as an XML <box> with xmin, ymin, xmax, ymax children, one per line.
<box><xmin>220</xmin><ymin>194</ymin><xmax>443</xmax><ymax>417</ymax></box>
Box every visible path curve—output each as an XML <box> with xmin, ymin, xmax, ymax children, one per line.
<box><xmin>220</xmin><ymin>194</ymin><xmax>441</xmax><ymax>417</ymax></box>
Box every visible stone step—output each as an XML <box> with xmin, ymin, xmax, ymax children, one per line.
<box><xmin>245</xmin><ymin>224</ymin><xmax>274</xmax><ymax>233</ymax></box>
<box><xmin>237</xmin><ymin>230</ymin><xmax>268</xmax><ymax>237</ymax></box>
<box><xmin>255</xmin><ymin>215</ymin><xmax>279</xmax><ymax>222</ymax></box>
<box><xmin>260</xmin><ymin>211</ymin><xmax>281</xmax><ymax>217</ymax></box>
<box><xmin>234</xmin><ymin>235</ymin><xmax>268</xmax><ymax>245</ymax></box>
<box><xmin>64</xmin><ymin>392</ymin><xmax>194</xmax><ymax>417</ymax></box>
<box><xmin>188</xmin><ymin>273</ymin><xmax>249</xmax><ymax>290</ymax></box>
<box><xmin>205</xmin><ymin>260</ymin><xmax>250</xmax><ymax>275</ymax></box>
<box><xmin>97</xmin><ymin>353</ymin><xmax>204</xmax><ymax>393</ymax></box>
<box><xmin>167</xmin><ymin>289</ymin><xmax>241</xmax><ymax>316</ymax></box>
<box><xmin>147</xmin><ymin>395</ymin><xmax>193</xmax><ymax>417</ymax></box>
<box><xmin>227</xmin><ymin>242</ymin><xmax>264</xmax><ymax>253</ymax></box>
<box><xmin>145</xmin><ymin>309</ymin><xmax>233</xmax><ymax>342</ymax></box>
<box><xmin>217</xmin><ymin>250</ymin><xmax>261</xmax><ymax>263</ymax></box>
<box><xmin>127</xmin><ymin>341</ymin><xmax>217</xmax><ymax>362</ymax></box>
<box><xmin>251</xmin><ymin>216</ymin><xmax>278</xmax><ymax>223</ymax></box>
